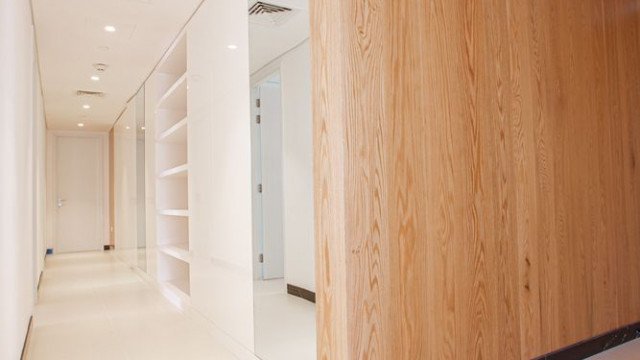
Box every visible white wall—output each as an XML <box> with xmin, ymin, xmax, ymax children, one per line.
<box><xmin>0</xmin><ymin>0</ymin><xmax>47</xmax><ymax>358</ymax></box>
<box><xmin>35</xmin><ymin>51</ymin><xmax>47</xmax><ymax>279</ymax></box>
<box><xmin>280</xmin><ymin>41</ymin><xmax>315</xmax><ymax>292</ymax></box>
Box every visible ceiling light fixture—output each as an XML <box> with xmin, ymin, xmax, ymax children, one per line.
<box><xmin>126</xmin><ymin>126</ymin><xmax>131</xmax><ymax>130</ymax></box>
<box><xmin>227</xmin><ymin>44</ymin><xmax>238</xmax><ymax>50</ymax></box>
<box><xmin>91</xmin><ymin>75</ymin><xmax>100</xmax><ymax>81</ymax></box>
<box><xmin>104</xmin><ymin>25</ymin><xmax>116</xmax><ymax>32</ymax></box>
<box><xmin>83</xmin><ymin>104</ymin><xmax>91</xmax><ymax>109</ymax></box>
<box><xmin>77</xmin><ymin>123</ymin><xmax>85</xmax><ymax>127</ymax></box>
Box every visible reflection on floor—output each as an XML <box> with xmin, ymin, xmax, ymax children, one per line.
<box><xmin>28</xmin><ymin>252</ymin><xmax>239</xmax><ymax>360</ymax></box>
<box><xmin>254</xmin><ymin>279</ymin><xmax>316</xmax><ymax>360</ymax></box>
<box><xmin>587</xmin><ymin>339</ymin><xmax>640</xmax><ymax>360</ymax></box>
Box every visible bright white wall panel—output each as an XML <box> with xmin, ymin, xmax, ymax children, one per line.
<box><xmin>0</xmin><ymin>0</ymin><xmax>45</xmax><ymax>358</ymax></box>
<box><xmin>281</xmin><ymin>41</ymin><xmax>315</xmax><ymax>292</ymax></box>
<box><xmin>187</xmin><ymin>0</ymin><xmax>254</xmax><ymax>351</ymax></box>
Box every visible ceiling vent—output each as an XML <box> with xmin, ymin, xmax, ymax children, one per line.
<box><xmin>76</xmin><ymin>90</ymin><xmax>105</xmax><ymax>97</ymax></box>
<box><xmin>93</xmin><ymin>63</ymin><xmax>109</xmax><ymax>72</ymax></box>
<box><xmin>249</xmin><ymin>1</ymin><xmax>296</xmax><ymax>27</ymax></box>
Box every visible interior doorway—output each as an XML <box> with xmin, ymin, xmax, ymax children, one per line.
<box><xmin>249</xmin><ymin>35</ymin><xmax>315</xmax><ymax>360</ymax></box>
<box><xmin>251</xmin><ymin>73</ymin><xmax>285</xmax><ymax>281</ymax></box>
<box><xmin>54</xmin><ymin>134</ymin><xmax>107</xmax><ymax>253</ymax></box>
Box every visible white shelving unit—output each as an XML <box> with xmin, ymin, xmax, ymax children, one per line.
<box><xmin>154</xmin><ymin>34</ymin><xmax>190</xmax><ymax>297</ymax></box>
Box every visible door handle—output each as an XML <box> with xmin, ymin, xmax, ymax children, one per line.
<box><xmin>57</xmin><ymin>198</ymin><xmax>66</xmax><ymax>208</ymax></box>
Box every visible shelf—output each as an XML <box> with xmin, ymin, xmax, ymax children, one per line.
<box><xmin>158</xmin><ymin>209</ymin><xmax>189</xmax><ymax>217</ymax></box>
<box><xmin>159</xmin><ymin>243</ymin><xmax>190</xmax><ymax>263</ymax></box>
<box><xmin>157</xmin><ymin>35</ymin><xmax>187</xmax><ymax>76</ymax></box>
<box><xmin>156</xmin><ymin>73</ymin><xmax>187</xmax><ymax>111</ymax></box>
<box><xmin>158</xmin><ymin>163</ymin><xmax>188</xmax><ymax>179</ymax></box>
<box><xmin>157</xmin><ymin>117</ymin><xmax>187</xmax><ymax>143</ymax></box>
<box><xmin>163</xmin><ymin>277</ymin><xmax>190</xmax><ymax>297</ymax></box>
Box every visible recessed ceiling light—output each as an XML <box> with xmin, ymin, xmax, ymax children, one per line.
<box><xmin>227</xmin><ymin>44</ymin><xmax>238</xmax><ymax>50</ymax></box>
<box><xmin>126</xmin><ymin>126</ymin><xmax>131</xmax><ymax>130</ymax></box>
<box><xmin>140</xmin><ymin>126</ymin><xmax>146</xmax><ymax>130</ymax></box>
<box><xmin>104</xmin><ymin>25</ymin><xmax>116</xmax><ymax>32</ymax></box>
<box><xmin>77</xmin><ymin>123</ymin><xmax>85</xmax><ymax>127</ymax></box>
<box><xmin>83</xmin><ymin>104</ymin><xmax>91</xmax><ymax>109</ymax></box>
<box><xmin>91</xmin><ymin>75</ymin><xmax>100</xmax><ymax>81</ymax></box>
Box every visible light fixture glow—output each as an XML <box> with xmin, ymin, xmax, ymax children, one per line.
<box><xmin>77</xmin><ymin>123</ymin><xmax>85</xmax><ymax>127</ymax></box>
<box><xmin>82</xmin><ymin>104</ymin><xmax>91</xmax><ymax>109</ymax></box>
<box><xmin>104</xmin><ymin>25</ymin><xmax>116</xmax><ymax>32</ymax></box>
<box><xmin>227</xmin><ymin>44</ymin><xmax>238</xmax><ymax>50</ymax></box>
<box><xmin>125</xmin><ymin>126</ymin><xmax>131</xmax><ymax>130</ymax></box>
<box><xmin>91</xmin><ymin>75</ymin><xmax>100</xmax><ymax>81</ymax></box>
<box><xmin>140</xmin><ymin>126</ymin><xmax>146</xmax><ymax>130</ymax></box>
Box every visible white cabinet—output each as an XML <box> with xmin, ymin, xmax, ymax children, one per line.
<box><xmin>187</xmin><ymin>0</ymin><xmax>255</xmax><ymax>351</ymax></box>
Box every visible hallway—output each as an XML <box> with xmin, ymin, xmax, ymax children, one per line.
<box><xmin>27</xmin><ymin>252</ymin><xmax>240</xmax><ymax>360</ymax></box>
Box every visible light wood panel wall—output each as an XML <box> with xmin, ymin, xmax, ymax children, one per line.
<box><xmin>311</xmin><ymin>0</ymin><xmax>640</xmax><ymax>358</ymax></box>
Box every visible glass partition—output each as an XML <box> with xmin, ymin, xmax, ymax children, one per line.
<box><xmin>135</xmin><ymin>87</ymin><xmax>147</xmax><ymax>272</ymax></box>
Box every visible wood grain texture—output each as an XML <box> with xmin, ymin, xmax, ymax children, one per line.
<box><xmin>312</xmin><ymin>0</ymin><xmax>640</xmax><ymax>358</ymax></box>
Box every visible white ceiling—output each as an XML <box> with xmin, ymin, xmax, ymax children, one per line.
<box><xmin>33</xmin><ymin>0</ymin><xmax>308</xmax><ymax>131</ymax></box>
<box><xmin>248</xmin><ymin>0</ymin><xmax>309</xmax><ymax>73</ymax></box>
<box><xmin>33</xmin><ymin>0</ymin><xmax>201</xmax><ymax>131</ymax></box>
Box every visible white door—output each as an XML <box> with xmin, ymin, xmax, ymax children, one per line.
<box><xmin>253</xmin><ymin>79</ymin><xmax>285</xmax><ymax>279</ymax></box>
<box><xmin>55</xmin><ymin>136</ymin><xmax>104</xmax><ymax>253</ymax></box>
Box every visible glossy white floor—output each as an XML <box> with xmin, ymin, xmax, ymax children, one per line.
<box><xmin>587</xmin><ymin>339</ymin><xmax>640</xmax><ymax>359</ymax></box>
<box><xmin>27</xmin><ymin>251</ymin><xmax>241</xmax><ymax>360</ymax></box>
<box><xmin>26</xmin><ymin>250</ymin><xmax>638</xmax><ymax>360</ymax></box>
<box><xmin>253</xmin><ymin>279</ymin><xmax>316</xmax><ymax>360</ymax></box>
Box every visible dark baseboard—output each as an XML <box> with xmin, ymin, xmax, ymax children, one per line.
<box><xmin>37</xmin><ymin>271</ymin><xmax>43</xmax><ymax>291</ymax></box>
<box><xmin>534</xmin><ymin>321</ymin><xmax>640</xmax><ymax>360</ymax></box>
<box><xmin>103</xmin><ymin>245</ymin><xmax>114</xmax><ymax>251</ymax></box>
<box><xmin>20</xmin><ymin>316</ymin><xmax>33</xmax><ymax>360</ymax></box>
<box><xmin>287</xmin><ymin>283</ymin><xmax>315</xmax><ymax>303</ymax></box>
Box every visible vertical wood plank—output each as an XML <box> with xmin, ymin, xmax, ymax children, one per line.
<box><xmin>312</xmin><ymin>0</ymin><xmax>640</xmax><ymax>358</ymax></box>
<box><xmin>311</xmin><ymin>0</ymin><xmax>349</xmax><ymax>357</ymax></box>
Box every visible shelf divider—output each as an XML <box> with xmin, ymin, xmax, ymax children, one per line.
<box><xmin>158</xmin><ymin>163</ymin><xmax>188</xmax><ymax>179</ymax></box>
<box><xmin>157</xmin><ymin>209</ymin><xmax>189</xmax><ymax>217</ymax></box>
<box><xmin>157</xmin><ymin>117</ymin><xmax>187</xmax><ymax>143</ymax></box>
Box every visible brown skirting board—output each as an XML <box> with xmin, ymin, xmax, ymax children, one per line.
<box><xmin>287</xmin><ymin>284</ymin><xmax>315</xmax><ymax>303</ymax></box>
<box><xmin>534</xmin><ymin>321</ymin><xmax>640</xmax><ymax>360</ymax></box>
<box><xmin>37</xmin><ymin>271</ymin><xmax>43</xmax><ymax>291</ymax></box>
<box><xmin>20</xmin><ymin>316</ymin><xmax>33</xmax><ymax>360</ymax></box>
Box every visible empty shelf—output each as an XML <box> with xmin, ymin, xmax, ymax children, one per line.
<box><xmin>158</xmin><ymin>209</ymin><xmax>189</xmax><ymax>217</ymax></box>
<box><xmin>157</xmin><ymin>35</ymin><xmax>187</xmax><ymax>76</ymax></box>
<box><xmin>159</xmin><ymin>243</ymin><xmax>190</xmax><ymax>263</ymax></box>
<box><xmin>156</xmin><ymin>73</ymin><xmax>187</xmax><ymax>111</ymax></box>
<box><xmin>157</xmin><ymin>117</ymin><xmax>187</xmax><ymax>143</ymax></box>
<box><xmin>158</xmin><ymin>163</ymin><xmax>188</xmax><ymax>179</ymax></box>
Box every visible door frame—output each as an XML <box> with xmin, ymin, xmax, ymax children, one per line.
<box><xmin>250</xmin><ymin>68</ymin><xmax>286</xmax><ymax>280</ymax></box>
<box><xmin>48</xmin><ymin>131</ymin><xmax>110</xmax><ymax>253</ymax></box>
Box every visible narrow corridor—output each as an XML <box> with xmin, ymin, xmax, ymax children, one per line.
<box><xmin>27</xmin><ymin>252</ymin><xmax>240</xmax><ymax>360</ymax></box>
